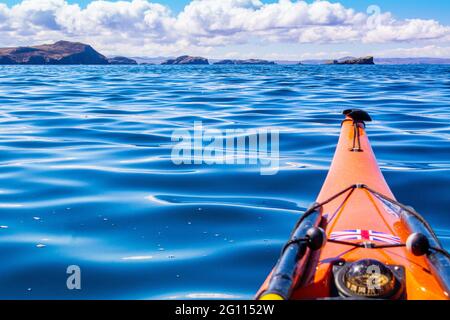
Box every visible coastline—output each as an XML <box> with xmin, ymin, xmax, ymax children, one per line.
<box><xmin>1</xmin><ymin>41</ymin><xmax>450</xmax><ymax>66</ymax></box>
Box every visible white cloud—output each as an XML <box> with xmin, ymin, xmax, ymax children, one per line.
<box><xmin>174</xmin><ymin>0</ymin><xmax>368</xmax><ymax>45</ymax></box>
<box><xmin>0</xmin><ymin>0</ymin><xmax>449</xmax><ymax>56</ymax></box>
<box><xmin>364</xmin><ymin>16</ymin><xmax>450</xmax><ymax>43</ymax></box>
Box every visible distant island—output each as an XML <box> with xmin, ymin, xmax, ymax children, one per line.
<box><xmin>325</xmin><ymin>56</ymin><xmax>374</xmax><ymax>65</ymax></box>
<box><xmin>213</xmin><ymin>59</ymin><xmax>275</xmax><ymax>65</ymax></box>
<box><xmin>161</xmin><ymin>57</ymin><xmax>277</xmax><ymax>65</ymax></box>
<box><xmin>161</xmin><ymin>55</ymin><xmax>209</xmax><ymax>65</ymax></box>
<box><xmin>299</xmin><ymin>57</ymin><xmax>450</xmax><ymax>65</ymax></box>
<box><xmin>374</xmin><ymin>57</ymin><xmax>450</xmax><ymax>65</ymax></box>
<box><xmin>1</xmin><ymin>41</ymin><xmax>450</xmax><ymax>65</ymax></box>
<box><xmin>107</xmin><ymin>56</ymin><xmax>138</xmax><ymax>65</ymax></box>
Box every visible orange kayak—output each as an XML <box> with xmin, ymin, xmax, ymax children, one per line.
<box><xmin>257</xmin><ymin>110</ymin><xmax>450</xmax><ymax>300</ymax></box>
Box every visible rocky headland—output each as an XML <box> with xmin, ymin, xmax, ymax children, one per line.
<box><xmin>0</xmin><ymin>41</ymin><xmax>109</xmax><ymax>65</ymax></box>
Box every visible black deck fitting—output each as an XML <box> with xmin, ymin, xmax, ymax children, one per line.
<box><xmin>343</xmin><ymin>109</ymin><xmax>372</xmax><ymax>122</ymax></box>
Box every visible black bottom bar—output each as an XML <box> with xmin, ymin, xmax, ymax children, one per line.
<box><xmin>0</xmin><ymin>300</ymin><xmax>447</xmax><ymax>319</ymax></box>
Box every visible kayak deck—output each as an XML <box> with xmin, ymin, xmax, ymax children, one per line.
<box><xmin>258</xmin><ymin>111</ymin><xmax>449</xmax><ymax>300</ymax></box>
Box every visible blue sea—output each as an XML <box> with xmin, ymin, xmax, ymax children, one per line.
<box><xmin>0</xmin><ymin>65</ymin><xmax>449</xmax><ymax>299</ymax></box>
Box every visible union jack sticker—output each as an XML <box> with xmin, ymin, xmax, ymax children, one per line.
<box><xmin>329</xmin><ymin>229</ymin><xmax>401</xmax><ymax>245</ymax></box>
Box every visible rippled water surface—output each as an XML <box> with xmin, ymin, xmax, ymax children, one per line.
<box><xmin>0</xmin><ymin>65</ymin><xmax>449</xmax><ymax>299</ymax></box>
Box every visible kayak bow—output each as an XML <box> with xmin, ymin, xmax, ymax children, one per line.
<box><xmin>257</xmin><ymin>110</ymin><xmax>450</xmax><ymax>300</ymax></box>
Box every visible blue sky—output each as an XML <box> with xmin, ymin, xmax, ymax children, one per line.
<box><xmin>1</xmin><ymin>0</ymin><xmax>449</xmax><ymax>59</ymax></box>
